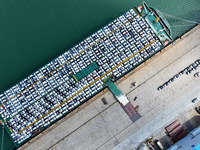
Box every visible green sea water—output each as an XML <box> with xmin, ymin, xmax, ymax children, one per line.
<box><xmin>0</xmin><ymin>1</ymin><xmax>200</xmax><ymax>149</ymax></box>
<box><xmin>0</xmin><ymin>124</ymin><xmax>16</xmax><ymax>150</ymax></box>
<box><xmin>0</xmin><ymin>0</ymin><xmax>200</xmax><ymax>93</ymax></box>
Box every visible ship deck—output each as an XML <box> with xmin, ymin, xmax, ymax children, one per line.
<box><xmin>20</xmin><ymin>25</ymin><xmax>200</xmax><ymax>150</ymax></box>
<box><xmin>0</xmin><ymin>8</ymin><xmax>163</xmax><ymax>146</ymax></box>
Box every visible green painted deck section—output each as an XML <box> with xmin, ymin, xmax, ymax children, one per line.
<box><xmin>147</xmin><ymin>15</ymin><xmax>163</xmax><ymax>32</ymax></box>
<box><xmin>107</xmin><ymin>81</ymin><xmax>123</xmax><ymax>98</ymax></box>
<box><xmin>73</xmin><ymin>62</ymin><xmax>99</xmax><ymax>81</ymax></box>
<box><xmin>146</xmin><ymin>14</ymin><xmax>168</xmax><ymax>38</ymax></box>
<box><xmin>141</xmin><ymin>3</ymin><xmax>172</xmax><ymax>43</ymax></box>
<box><xmin>103</xmin><ymin>77</ymin><xmax>124</xmax><ymax>98</ymax></box>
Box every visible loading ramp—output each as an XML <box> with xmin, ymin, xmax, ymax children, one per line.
<box><xmin>103</xmin><ymin>76</ymin><xmax>140</xmax><ymax>122</ymax></box>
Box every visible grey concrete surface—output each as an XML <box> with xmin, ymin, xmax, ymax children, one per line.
<box><xmin>21</xmin><ymin>25</ymin><xmax>200</xmax><ymax>150</ymax></box>
<box><xmin>113</xmin><ymin>85</ymin><xmax>200</xmax><ymax>150</ymax></box>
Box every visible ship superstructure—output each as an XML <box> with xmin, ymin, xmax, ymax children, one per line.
<box><xmin>0</xmin><ymin>3</ymin><xmax>172</xmax><ymax>146</ymax></box>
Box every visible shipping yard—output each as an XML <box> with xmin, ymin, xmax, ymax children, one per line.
<box><xmin>17</xmin><ymin>24</ymin><xmax>200</xmax><ymax>150</ymax></box>
<box><xmin>19</xmin><ymin>24</ymin><xmax>200</xmax><ymax>150</ymax></box>
<box><xmin>0</xmin><ymin>3</ymin><xmax>168</xmax><ymax>146</ymax></box>
<box><xmin>0</xmin><ymin>2</ymin><xmax>200</xmax><ymax>150</ymax></box>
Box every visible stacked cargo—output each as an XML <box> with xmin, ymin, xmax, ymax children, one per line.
<box><xmin>165</xmin><ymin>120</ymin><xmax>187</xmax><ymax>143</ymax></box>
<box><xmin>0</xmin><ymin>8</ymin><xmax>162</xmax><ymax>145</ymax></box>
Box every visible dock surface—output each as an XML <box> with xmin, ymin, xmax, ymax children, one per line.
<box><xmin>21</xmin><ymin>25</ymin><xmax>200</xmax><ymax>150</ymax></box>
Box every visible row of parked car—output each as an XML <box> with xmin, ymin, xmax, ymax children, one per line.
<box><xmin>158</xmin><ymin>59</ymin><xmax>200</xmax><ymax>91</ymax></box>
<box><xmin>1</xmin><ymin>9</ymin><xmax>162</xmax><ymax>144</ymax></box>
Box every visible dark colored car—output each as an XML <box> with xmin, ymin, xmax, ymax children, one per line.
<box><xmin>194</xmin><ymin>72</ymin><xmax>200</xmax><ymax>77</ymax></box>
<box><xmin>195</xmin><ymin>106</ymin><xmax>200</xmax><ymax>114</ymax></box>
<box><xmin>192</xmin><ymin>98</ymin><xmax>199</xmax><ymax>103</ymax></box>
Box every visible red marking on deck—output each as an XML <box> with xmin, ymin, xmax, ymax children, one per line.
<box><xmin>122</xmin><ymin>102</ymin><xmax>140</xmax><ymax>122</ymax></box>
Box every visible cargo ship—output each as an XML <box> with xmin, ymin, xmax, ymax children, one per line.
<box><xmin>0</xmin><ymin>2</ymin><xmax>172</xmax><ymax>147</ymax></box>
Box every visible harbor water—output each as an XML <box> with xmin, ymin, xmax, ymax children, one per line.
<box><xmin>0</xmin><ymin>0</ymin><xmax>199</xmax><ymax>149</ymax></box>
<box><xmin>0</xmin><ymin>0</ymin><xmax>199</xmax><ymax>93</ymax></box>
